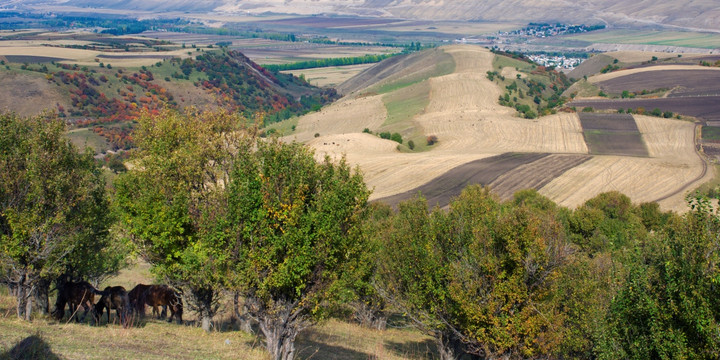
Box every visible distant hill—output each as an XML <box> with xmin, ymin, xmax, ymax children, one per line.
<box><xmin>21</xmin><ymin>0</ymin><xmax>720</xmax><ymax>32</ymax></box>
<box><xmin>0</xmin><ymin>49</ymin><xmax>335</xmax><ymax>151</ymax></box>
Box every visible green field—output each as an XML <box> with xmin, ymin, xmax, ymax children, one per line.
<box><xmin>568</xmin><ymin>30</ymin><xmax>720</xmax><ymax>49</ymax></box>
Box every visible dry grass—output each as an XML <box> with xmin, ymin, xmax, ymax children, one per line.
<box><xmin>283</xmin><ymin>64</ymin><xmax>375</xmax><ymax>88</ymax></box>
<box><xmin>0</xmin><ymin>260</ymin><xmax>435</xmax><ymax>360</ymax></box>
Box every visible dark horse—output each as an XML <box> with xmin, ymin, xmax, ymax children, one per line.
<box><xmin>137</xmin><ymin>284</ymin><xmax>183</xmax><ymax>324</ymax></box>
<box><xmin>93</xmin><ymin>286</ymin><xmax>131</xmax><ymax>327</ymax></box>
<box><xmin>128</xmin><ymin>283</ymin><xmax>151</xmax><ymax>315</ymax></box>
<box><xmin>52</xmin><ymin>281</ymin><xmax>103</xmax><ymax>322</ymax></box>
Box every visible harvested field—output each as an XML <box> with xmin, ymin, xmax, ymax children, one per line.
<box><xmin>595</xmin><ymin>70</ymin><xmax>720</xmax><ymax>96</ymax></box>
<box><xmin>570</xmin><ymin>97</ymin><xmax>720</xmax><ymax>122</ymax></box>
<box><xmin>292</xmin><ymin>45</ymin><xmax>708</xmax><ymax>212</ymax></box>
<box><xmin>284</xmin><ymin>64</ymin><xmax>374</xmax><ymax>88</ymax></box>
<box><xmin>258</xmin><ymin>16</ymin><xmax>403</xmax><ymax>28</ymax></box>
<box><xmin>376</xmin><ymin>153</ymin><xmax>550</xmax><ymax>208</ymax></box>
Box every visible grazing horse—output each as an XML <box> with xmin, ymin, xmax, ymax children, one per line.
<box><xmin>52</xmin><ymin>281</ymin><xmax>102</xmax><ymax>322</ymax></box>
<box><xmin>128</xmin><ymin>283</ymin><xmax>151</xmax><ymax>315</ymax></box>
<box><xmin>93</xmin><ymin>286</ymin><xmax>131</xmax><ymax>326</ymax></box>
<box><xmin>141</xmin><ymin>285</ymin><xmax>183</xmax><ymax>324</ymax></box>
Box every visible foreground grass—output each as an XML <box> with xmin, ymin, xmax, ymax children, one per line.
<box><xmin>0</xmin><ymin>292</ymin><xmax>435</xmax><ymax>359</ymax></box>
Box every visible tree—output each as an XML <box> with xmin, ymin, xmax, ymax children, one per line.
<box><xmin>0</xmin><ymin>112</ymin><xmax>114</xmax><ymax>320</ymax></box>
<box><xmin>376</xmin><ymin>187</ymin><xmax>572</xmax><ymax>359</ymax></box>
<box><xmin>597</xmin><ymin>195</ymin><xmax>720</xmax><ymax>359</ymax></box>
<box><xmin>226</xmin><ymin>139</ymin><xmax>370</xmax><ymax>360</ymax></box>
<box><xmin>114</xmin><ymin>108</ymin><xmax>249</xmax><ymax>331</ymax></box>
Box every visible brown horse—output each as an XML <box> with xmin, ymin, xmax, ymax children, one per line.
<box><xmin>93</xmin><ymin>286</ymin><xmax>131</xmax><ymax>326</ymax></box>
<box><xmin>141</xmin><ymin>285</ymin><xmax>183</xmax><ymax>324</ymax></box>
<box><xmin>52</xmin><ymin>281</ymin><xmax>102</xmax><ymax>322</ymax></box>
<box><xmin>128</xmin><ymin>283</ymin><xmax>151</xmax><ymax>315</ymax></box>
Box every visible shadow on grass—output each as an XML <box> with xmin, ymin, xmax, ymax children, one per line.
<box><xmin>1</xmin><ymin>335</ymin><xmax>61</xmax><ymax>360</ymax></box>
<box><xmin>294</xmin><ymin>338</ymin><xmax>369</xmax><ymax>360</ymax></box>
<box><xmin>385</xmin><ymin>338</ymin><xmax>437</xmax><ymax>359</ymax></box>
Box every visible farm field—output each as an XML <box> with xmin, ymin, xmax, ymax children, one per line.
<box><xmin>566</xmin><ymin>29</ymin><xmax>720</xmax><ymax>49</ymax></box>
<box><xmin>578</xmin><ymin>113</ymin><xmax>648</xmax><ymax>157</ymax></box>
<box><xmin>595</xmin><ymin>69</ymin><xmax>720</xmax><ymax>96</ymax></box>
<box><xmin>570</xmin><ymin>97</ymin><xmax>720</xmax><ymax>122</ymax></box>
<box><xmin>285</xmin><ymin>45</ymin><xmax>707</xmax><ymax>212</ymax></box>
<box><xmin>284</xmin><ymin>64</ymin><xmax>375</xmax><ymax>87</ymax></box>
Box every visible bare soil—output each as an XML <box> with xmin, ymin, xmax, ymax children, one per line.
<box><xmin>596</xmin><ymin>70</ymin><xmax>720</xmax><ymax>96</ymax></box>
<box><xmin>375</xmin><ymin>153</ymin><xmax>550</xmax><ymax>209</ymax></box>
<box><xmin>578</xmin><ymin>113</ymin><xmax>648</xmax><ymax>157</ymax></box>
<box><xmin>570</xmin><ymin>97</ymin><xmax>720</xmax><ymax>122</ymax></box>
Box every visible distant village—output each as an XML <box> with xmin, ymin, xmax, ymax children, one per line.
<box><xmin>455</xmin><ymin>23</ymin><xmax>604</xmax><ymax>72</ymax></box>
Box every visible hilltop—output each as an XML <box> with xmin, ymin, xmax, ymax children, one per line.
<box><xmin>280</xmin><ymin>45</ymin><xmax>710</xmax><ymax>212</ymax></box>
<box><xmin>17</xmin><ymin>0</ymin><xmax>720</xmax><ymax>32</ymax></box>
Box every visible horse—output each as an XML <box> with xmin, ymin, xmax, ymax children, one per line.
<box><xmin>52</xmin><ymin>281</ymin><xmax>103</xmax><ymax>322</ymax></box>
<box><xmin>93</xmin><ymin>286</ymin><xmax>131</xmax><ymax>327</ymax></box>
<box><xmin>128</xmin><ymin>283</ymin><xmax>151</xmax><ymax>315</ymax></box>
<box><xmin>141</xmin><ymin>285</ymin><xmax>183</xmax><ymax>324</ymax></box>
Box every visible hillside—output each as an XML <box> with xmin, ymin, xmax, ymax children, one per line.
<box><xmin>19</xmin><ymin>0</ymin><xmax>720</xmax><ymax>32</ymax></box>
<box><xmin>0</xmin><ymin>49</ymin><xmax>335</xmax><ymax>152</ymax></box>
<box><xmin>281</xmin><ymin>45</ymin><xmax>709</xmax><ymax>212</ymax></box>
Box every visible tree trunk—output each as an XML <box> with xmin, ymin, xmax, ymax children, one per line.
<box><xmin>33</xmin><ymin>278</ymin><xmax>50</xmax><ymax>316</ymax></box>
<box><xmin>260</xmin><ymin>319</ymin><xmax>299</xmax><ymax>360</ymax></box>
<box><xmin>190</xmin><ymin>287</ymin><xmax>215</xmax><ymax>332</ymax></box>
<box><xmin>353</xmin><ymin>301</ymin><xmax>388</xmax><ymax>330</ymax></box>
<box><xmin>15</xmin><ymin>274</ymin><xmax>34</xmax><ymax>321</ymax></box>
<box><xmin>436</xmin><ymin>331</ymin><xmax>471</xmax><ymax>360</ymax></box>
<box><xmin>231</xmin><ymin>292</ymin><xmax>254</xmax><ymax>333</ymax></box>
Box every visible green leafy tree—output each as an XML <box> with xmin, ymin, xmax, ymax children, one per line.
<box><xmin>114</xmin><ymin>109</ymin><xmax>248</xmax><ymax>331</ymax></box>
<box><xmin>597</xmin><ymin>195</ymin><xmax>720</xmax><ymax>359</ymax></box>
<box><xmin>0</xmin><ymin>112</ymin><xmax>115</xmax><ymax>320</ymax></box>
<box><xmin>376</xmin><ymin>187</ymin><xmax>572</xmax><ymax>359</ymax></box>
<box><xmin>226</xmin><ymin>139</ymin><xmax>370</xmax><ymax>360</ymax></box>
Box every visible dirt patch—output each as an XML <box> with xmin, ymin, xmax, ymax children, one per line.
<box><xmin>375</xmin><ymin>153</ymin><xmax>550</xmax><ymax>209</ymax></box>
<box><xmin>578</xmin><ymin>113</ymin><xmax>648</xmax><ymax>157</ymax></box>
<box><xmin>489</xmin><ymin>154</ymin><xmax>593</xmax><ymax>200</ymax></box>
<box><xmin>596</xmin><ymin>70</ymin><xmax>720</xmax><ymax>96</ymax></box>
<box><xmin>0</xmin><ymin>72</ymin><xmax>67</xmax><ymax>117</ymax></box>
<box><xmin>570</xmin><ymin>97</ymin><xmax>720</xmax><ymax>122</ymax></box>
<box><xmin>4</xmin><ymin>55</ymin><xmax>67</xmax><ymax>63</ymax></box>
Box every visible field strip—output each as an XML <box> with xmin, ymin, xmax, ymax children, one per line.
<box><xmin>634</xmin><ymin>115</ymin><xmax>696</xmax><ymax>158</ymax></box>
<box><xmin>606</xmin><ymin>51</ymin><xmax>707</xmax><ymax>63</ymax></box>
<box><xmin>539</xmin><ymin>154</ymin><xmax>706</xmax><ymax>212</ymax></box>
<box><xmin>489</xmin><ymin>154</ymin><xmax>593</xmax><ymax>200</ymax></box>
<box><xmin>588</xmin><ymin>65</ymin><xmax>720</xmax><ymax>83</ymax></box>
<box><xmin>287</xmin><ymin>95</ymin><xmax>387</xmax><ymax>143</ymax></box>
<box><xmin>374</xmin><ymin>153</ymin><xmax>549</xmax><ymax>208</ymax></box>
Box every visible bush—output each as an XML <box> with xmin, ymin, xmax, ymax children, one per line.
<box><xmin>408</xmin><ymin>140</ymin><xmax>415</xmax><ymax>150</ymax></box>
<box><xmin>426</xmin><ymin>135</ymin><xmax>438</xmax><ymax>146</ymax></box>
<box><xmin>362</xmin><ymin>128</ymin><xmax>371</xmax><ymax>134</ymax></box>
<box><xmin>390</xmin><ymin>133</ymin><xmax>403</xmax><ymax>144</ymax></box>
<box><xmin>582</xmin><ymin>107</ymin><xmax>594</xmax><ymax>113</ymax></box>
<box><xmin>379</xmin><ymin>132</ymin><xmax>391</xmax><ymax>140</ymax></box>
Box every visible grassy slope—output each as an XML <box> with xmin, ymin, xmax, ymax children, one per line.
<box><xmin>0</xmin><ymin>289</ymin><xmax>434</xmax><ymax>360</ymax></box>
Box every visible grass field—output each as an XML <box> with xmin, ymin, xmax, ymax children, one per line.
<box><xmin>0</xmin><ymin>262</ymin><xmax>435</xmax><ymax>360</ymax></box>
<box><xmin>66</xmin><ymin>128</ymin><xmax>111</xmax><ymax>155</ymax></box>
<box><xmin>567</xmin><ymin>29</ymin><xmax>720</xmax><ymax>49</ymax></box>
